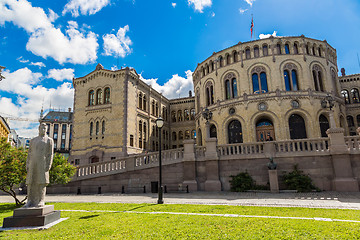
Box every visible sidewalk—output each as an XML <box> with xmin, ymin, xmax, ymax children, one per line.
<box><xmin>1</xmin><ymin>192</ymin><xmax>360</xmax><ymax>209</ymax></box>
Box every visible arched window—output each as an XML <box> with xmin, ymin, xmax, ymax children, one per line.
<box><xmin>285</xmin><ymin>44</ymin><xmax>290</xmax><ymax>54</ymax></box>
<box><xmin>341</xmin><ymin>90</ymin><xmax>350</xmax><ymax>104</ymax></box>
<box><xmin>256</xmin><ymin>119</ymin><xmax>275</xmax><ymax>141</ymax></box>
<box><xmin>90</xmin><ymin>122</ymin><xmax>93</xmax><ymax>136</ymax></box>
<box><xmin>254</xmin><ymin>46</ymin><xmax>259</xmax><ymax>58</ymax></box>
<box><xmin>96</xmin><ymin>89</ymin><xmax>102</xmax><ymax>105</ymax></box>
<box><xmin>293</xmin><ymin>43</ymin><xmax>299</xmax><ymax>54</ymax></box>
<box><xmin>351</xmin><ymin>88</ymin><xmax>360</xmax><ymax>103</ymax></box>
<box><xmin>185</xmin><ymin>130</ymin><xmax>191</xmax><ymax>139</ymax></box>
<box><xmin>226</xmin><ymin>54</ymin><xmax>231</xmax><ymax>65</ymax></box>
<box><xmin>96</xmin><ymin>121</ymin><xmax>99</xmax><ymax>135</ymax></box>
<box><xmin>210</xmin><ymin>124</ymin><xmax>217</xmax><ymax>138</ymax></box>
<box><xmin>233</xmin><ymin>51</ymin><xmax>237</xmax><ymax>62</ymax></box>
<box><xmin>312</xmin><ymin>46</ymin><xmax>316</xmax><ymax>55</ymax></box>
<box><xmin>228</xmin><ymin>120</ymin><xmax>243</xmax><ymax>143</ymax></box>
<box><xmin>209</xmin><ymin>61</ymin><xmax>214</xmax><ymax>72</ymax></box>
<box><xmin>89</xmin><ymin>90</ymin><xmax>95</xmax><ymax>106</ymax></box>
<box><xmin>252</xmin><ymin>67</ymin><xmax>268</xmax><ymax>94</ymax></box>
<box><xmin>205</xmin><ymin>82</ymin><xmax>214</xmax><ymax>106</ymax></box>
<box><xmin>190</xmin><ymin>109</ymin><xmax>196</xmax><ymax>120</ymax></box>
<box><xmin>357</xmin><ymin>115</ymin><xmax>360</xmax><ymax>127</ymax></box>
<box><xmin>263</xmin><ymin>45</ymin><xmax>268</xmax><ymax>56</ymax></box>
<box><xmin>289</xmin><ymin>114</ymin><xmax>307</xmax><ymax>139</ymax></box>
<box><xmin>224</xmin><ymin>73</ymin><xmax>237</xmax><ymax>99</ymax></box>
<box><xmin>306</xmin><ymin>45</ymin><xmax>310</xmax><ymax>55</ymax></box>
<box><xmin>245</xmin><ymin>48</ymin><xmax>251</xmax><ymax>59</ymax></box>
<box><xmin>143</xmin><ymin>95</ymin><xmax>146</xmax><ymax>111</ymax></box>
<box><xmin>104</xmin><ymin>88</ymin><xmax>110</xmax><ymax>104</ymax></box>
<box><xmin>318</xmin><ymin>48</ymin><xmax>322</xmax><ymax>57</ymax></box>
<box><xmin>138</xmin><ymin>93</ymin><xmax>143</xmax><ymax>109</ymax></box>
<box><xmin>283</xmin><ymin>63</ymin><xmax>299</xmax><ymax>91</ymax></box>
<box><xmin>319</xmin><ymin>115</ymin><xmax>329</xmax><ymax>137</ymax></box>
<box><xmin>172</xmin><ymin>132</ymin><xmax>177</xmax><ymax>141</ymax></box>
<box><xmin>202</xmin><ymin>67</ymin><xmax>205</xmax><ymax>77</ymax></box>
<box><xmin>312</xmin><ymin>65</ymin><xmax>324</xmax><ymax>92</ymax></box>
<box><xmin>171</xmin><ymin>111</ymin><xmax>176</xmax><ymax>122</ymax></box>
<box><xmin>206</xmin><ymin>64</ymin><xmax>209</xmax><ymax>74</ymax></box>
<box><xmin>184</xmin><ymin>109</ymin><xmax>190</xmax><ymax>121</ymax></box>
<box><xmin>102</xmin><ymin>120</ymin><xmax>105</xmax><ymax>135</ymax></box>
<box><xmin>177</xmin><ymin>110</ymin><xmax>183</xmax><ymax>121</ymax></box>
<box><xmin>179</xmin><ymin>131</ymin><xmax>184</xmax><ymax>140</ymax></box>
<box><xmin>276</xmin><ymin>44</ymin><xmax>281</xmax><ymax>55</ymax></box>
<box><xmin>347</xmin><ymin>116</ymin><xmax>355</xmax><ymax>127</ymax></box>
<box><xmin>219</xmin><ymin>56</ymin><xmax>223</xmax><ymax>67</ymax></box>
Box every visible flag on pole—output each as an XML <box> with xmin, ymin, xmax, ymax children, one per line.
<box><xmin>250</xmin><ymin>15</ymin><xmax>254</xmax><ymax>39</ymax></box>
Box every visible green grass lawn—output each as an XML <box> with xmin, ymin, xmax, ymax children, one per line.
<box><xmin>1</xmin><ymin>203</ymin><xmax>360</xmax><ymax>239</ymax></box>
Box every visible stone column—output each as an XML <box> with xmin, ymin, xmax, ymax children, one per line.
<box><xmin>327</xmin><ymin>128</ymin><xmax>359</xmax><ymax>192</ymax></box>
<box><xmin>182</xmin><ymin>139</ymin><xmax>198</xmax><ymax>192</ymax></box>
<box><xmin>204</xmin><ymin>138</ymin><xmax>221</xmax><ymax>191</ymax></box>
<box><xmin>268</xmin><ymin>170</ymin><xmax>279</xmax><ymax>193</ymax></box>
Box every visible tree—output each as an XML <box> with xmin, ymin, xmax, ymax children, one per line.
<box><xmin>0</xmin><ymin>138</ymin><xmax>27</xmax><ymax>205</ymax></box>
<box><xmin>0</xmin><ymin>138</ymin><xmax>76</xmax><ymax>205</ymax></box>
<box><xmin>49</xmin><ymin>153</ymin><xmax>76</xmax><ymax>185</ymax></box>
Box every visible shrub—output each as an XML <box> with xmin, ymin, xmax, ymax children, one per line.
<box><xmin>229</xmin><ymin>172</ymin><xmax>269</xmax><ymax>192</ymax></box>
<box><xmin>282</xmin><ymin>165</ymin><xmax>319</xmax><ymax>192</ymax></box>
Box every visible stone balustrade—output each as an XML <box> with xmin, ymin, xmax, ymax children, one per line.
<box><xmin>218</xmin><ymin>142</ymin><xmax>264</xmax><ymax>157</ymax></box>
<box><xmin>275</xmin><ymin>138</ymin><xmax>329</xmax><ymax>155</ymax></box>
<box><xmin>75</xmin><ymin>148</ymin><xmax>184</xmax><ymax>180</ymax></box>
<box><xmin>345</xmin><ymin>136</ymin><xmax>360</xmax><ymax>153</ymax></box>
<box><xmin>195</xmin><ymin>146</ymin><xmax>206</xmax><ymax>159</ymax></box>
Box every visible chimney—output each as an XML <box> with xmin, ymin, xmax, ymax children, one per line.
<box><xmin>341</xmin><ymin>68</ymin><xmax>346</xmax><ymax>76</ymax></box>
<box><xmin>68</xmin><ymin>108</ymin><xmax>72</xmax><ymax>112</ymax></box>
<box><xmin>189</xmin><ymin>90</ymin><xmax>192</xmax><ymax>97</ymax></box>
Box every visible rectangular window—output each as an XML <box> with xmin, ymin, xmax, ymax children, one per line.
<box><xmin>53</xmin><ymin>124</ymin><xmax>59</xmax><ymax>140</ymax></box>
<box><xmin>130</xmin><ymin>135</ymin><xmax>134</xmax><ymax>147</ymax></box>
<box><xmin>75</xmin><ymin>159</ymin><xmax>80</xmax><ymax>165</ymax></box>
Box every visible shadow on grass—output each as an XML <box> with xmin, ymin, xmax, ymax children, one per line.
<box><xmin>79</xmin><ymin>214</ymin><xmax>100</xmax><ymax>219</ymax></box>
<box><xmin>0</xmin><ymin>204</ymin><xmax>18</xmax><ymax>213</ymax></box>
<box><xmin>126</xmin><ymin>204</ymin><xmax>157</xmax><ymax>212</ymax></box>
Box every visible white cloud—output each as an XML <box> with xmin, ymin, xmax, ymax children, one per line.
<box><xmin>63</xmin><ymin>0</ymin><xmax>110</xmax><ymax>17</ymax></box>
<box><xmin>0</xmin><ymin>0</ymin><xmax>99</xmax><ymax>64</ymax></box>
<box><xmin>47</xmin><ymin>68</ymin><xmax>75</xmax><ymax>81</ymax></box>
<box><xmin>172</xmin><ymin>3</ymin><xmax>177</xmax><ymax>8</ymax></box>
<box><xmin>17</xmin><ymin>56</ymin><xmax>29</xmax><ymax>63</ymax></box>
<box><xmin>0</xmin><ymin>68</ymin><xmax>74</xmax><ymax>138</ymax></box>
<box><xmin>26</xmin><ymin>21</ymin><xmax>98</xmax><ymax>64</ymax></box>
<box><xmin>140</xmin><ymin>70</ymin><xmax>194</xmax><ymax>99</ymax></box>
<box><xmin>30</xmin><ymin>62</ymin><xmax>46</xmax><ymax>68</ymax></box>
<box><xmin>211</xmin><ymin>12</ymin><xmax>215</xmax><ymax>17</ymax></box>
<box><xmin>188</xmin><ymin>0</ymin><xmax>212</xmax><ymax>13</ymax></box>
<box><xmin>239</xmin><ymin>8</ymin><xmax>248</xmax><ymax>14</ymax></box>
<box><xmin>259</xmin><ymin>31</ymin><xmax>278</xmax><ymax>39</ymax></box>
<box><xmin>0</xmin><ymin>0</ymin><xmax>53</xmax><ymax>32</ymax></box>
<box><xmin>103</xmin><ymin>25</ymin><xmax>132</xmax><ymax>58</ymax></box>
<box><xmin>244</xmin><ymin>0</ymin><xmax>255</xmax><ymax>7</ymax></box>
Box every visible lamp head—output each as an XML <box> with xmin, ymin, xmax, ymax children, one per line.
<box><xmin>156</xmin><ymin>117</ymin><xmax>164</xmax><ymax>128</ymax></box>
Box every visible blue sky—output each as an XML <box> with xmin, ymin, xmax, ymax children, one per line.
<box><xmin>1</xmin><ymin>0</ymin><xmax>360</xmax><ymax>137</ymax></box>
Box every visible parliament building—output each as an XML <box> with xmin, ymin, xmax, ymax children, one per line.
<box><xmin>69</xmin><ymin>35</ymin><xmax>358</xmax><ymax>167</ymax></box>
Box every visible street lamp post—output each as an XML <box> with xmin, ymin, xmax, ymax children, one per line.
<box><xmin>321</xmin><ymin>94</ymin><xmax>336</xmax><ymax>128</ymax></box>
<box><xmin>156</xmin><ymin>117</ymin><xmax>164</xmax><ymax>204</ymax></box>
<box><xmin>202</xmin><ymin>108</ymin><xmax>213</xmax><ymax>139</ymax></box>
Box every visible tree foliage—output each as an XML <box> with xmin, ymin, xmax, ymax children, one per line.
<box><xmin>49</xmin><ymin>153</ymin><xmax>76</xmax><ymax>185</ymax></box>
<box><xmin>282</xmin><ymin>165</ymin><xmax>320</xmax><ymax>192</ymax></box>
<box><xmin>0</xmin><ymin>138</ymin><xmax>76</xmax><ymax>205</ymax></box>
<box><xmin>0</xmin><ymin>138</ymin><xmax>27</xmax><ymax>205</ymax></box>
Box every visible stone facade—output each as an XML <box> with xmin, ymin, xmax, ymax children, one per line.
<box><xmin>0</xmin><ymin>115</ymin><xmax>10</xmax><ymax>140</ymax></box>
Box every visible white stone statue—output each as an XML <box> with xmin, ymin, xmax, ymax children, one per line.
<box><xmin>24</xmin><ymin>123</ymin><xmax>54</xmax><ymax>208</ymax></box>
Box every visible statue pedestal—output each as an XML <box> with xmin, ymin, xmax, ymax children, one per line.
<box><xmin>2</xmin><ymin>205</ymin><xmax>61</xmax><ymax>228</ymax></box>
<box><xmin>268</xmin><ymin>170</ymin><xmax>279</xmax><ymax>193</ymax></box>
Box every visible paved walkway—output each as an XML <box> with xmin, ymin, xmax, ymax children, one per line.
<box><xmin>1</xmin><ymin>192</ymin><xmax>360</xmax><ymax>209</ymax></box>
